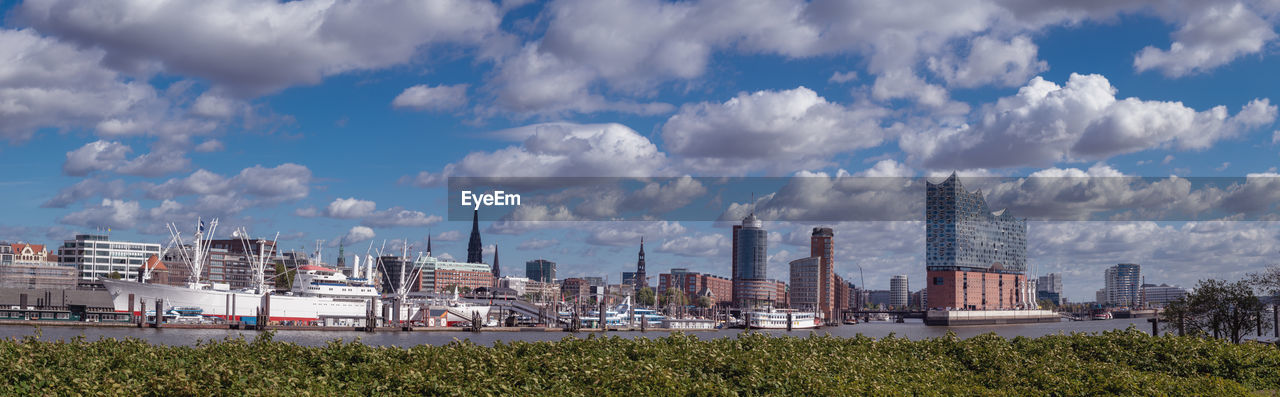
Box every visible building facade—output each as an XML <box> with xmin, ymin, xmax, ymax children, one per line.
<box><xmin>1142</xmin><ymin>284</ymin><xmax>1187</xmax><ymax>307</ymax></box>
<box><xmin>526</xmin><ymin>259</ymin><xmax>556</xmax><ymax>283</ymax></box>
<box><xmin>732</xmin><ymin>213</ymin><xmax>775</xmax><ymax>309</ymax></box>
<box><xmin>890</xmin><ymin>275</ymin><xmax>910</xmax><ymax>308</ymax></box>
<box><xmin>0</xmin><ymin>243</ymin><xmax>76</xmax><ymax>289</ymax></box>
<box><xmin>925</xmin><ymin>174</ymin><xmax>1029</xmax><ymax>310</ymax></box>
<box><xmin>658</xmin><ymin>268</ymin><xmax>734</xmax><ymax>307</ymax></box>
<box><xmin>57</xmin><ymin>234</ymin><xmax>161</xmax><ymax>289</ymax></box>
<box><xmin>810</xmin><ymin>227</ymin><xmax>838</xmax><ymax>321</ymax></box>
<box><xmin>1105</xmin><ymin>264</ymin><xmax>1141</xmax><ymax>307</ymax></box>
<box><xmin>206</xmin><ymin>239</ymin><xmax>278</xmax><ymax>291</ymax></box>
<box><xmin>1037</xmin><ymin>273</ymin><xmax>1063</xmax><ymax>294</ymax></box>
<box><xmin>789</xmin><ymin>257</ymin><xmax>821</xmax><ymax>313</ymax></box>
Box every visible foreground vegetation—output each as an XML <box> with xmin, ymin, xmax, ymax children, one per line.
<box><xmin>2</xmin><ymin>328</ymin><xmax>1278</xmax><ymax>396</ymax></box>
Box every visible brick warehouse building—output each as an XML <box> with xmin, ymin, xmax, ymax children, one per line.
<box><xmin>925</xmin><ymin>174</ymin><xmax>1029</xmax><ymax>310</ymax></box>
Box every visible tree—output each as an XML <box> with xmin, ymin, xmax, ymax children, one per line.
<box><xmin>635</xmin><ymin>287</ymin><xmax>655</xmax><ymax>307</ymax></box>
<box><xmin>696</xmin><ymin>296</ymin><xmax>713</xmax><ymax>309</ymax></box>
<box><xmin>108</xmin><ymin>271</ymin><xmax>122</xmax><ymax>280</ymax></box>
<box><xmin>274</xmin><ymin>263</ymin><xmax>295</xmax><ymax>290</ymax></box>
<box><xmin>1037</xmin><ymin>299</ymin><xmax>1058</xmax><ymax>311</ymax></box>
<box><xmin>1162</xmin><ymin>279</ymin><xmax>1269</xmax><ymax>343</ymax></box>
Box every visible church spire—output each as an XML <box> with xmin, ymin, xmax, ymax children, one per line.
<box><xmin>426</xmin><ymin>232</ymin><xmax>433</xmax><ymax>257</ymax></box>
<box><xmin>634</xmin><ymin>236</ymin><xmax>647</xmax><ymax>294</ymax></box>
<box><xmin>492</xmin><ymin>245</ymin><xmax>501</xmax><ymax>284</ymax></box>
<box><xmin>466</xmin><ymin>209</ymin><xmax>483</xmax><ymax>264</ymax></box>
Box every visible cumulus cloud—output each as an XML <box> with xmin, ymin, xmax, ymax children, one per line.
<box><xmin>41</xmin><ymin>178</ymin><xmax>128</xmax><ymax>208</ymax></box>
<box><xmin>16</xmin><ymin>0</ymin><xmax>504</xmax><ymax>96</ymax></box>
<box><xmin>406</xmin><ymin>122</ymin><xmax>671</xmax><ymax>185</ymax></box>
<box><xmin>361</xmin><ymin>208</ymin><xmax>442</xmax><ymax>228</ymax></box>
<box><xmin>662</xmin><ymin>87</ymin><xmax>890</xmax><ymax>174</ymax></box>
<box><xmin>1134</xmin><ymin>3</ymin><xmax>1277</xmax><ymax>77</ymax></box>
<box><xmin>392</xmin><ymin>84</ymin><xmax>469</xmax><ymax>111</ymax></box>
<box><xmin>194</xmin><ymin>139</ymin><xmax>226</xmax><ymax>153</ymax></box>
<box><xmin>63</xmin><ymin>140</ymin><xmax>131</xmax><ymax>176</ymax></box>
<box><xmin>340</xmin><ymin>226</ymin><xmax>376</xmax><ymax>245</ymax></box>
<box><xmin>325</xmin><ymin>198</ymin><xmax>377</xmax><ymax>219</ymax></box>
<box><xmin>928</xmin><ymin>35</ymin><xmax>1046</xmax><ymax>88</ymax></box>
<box><xmin>902</xmin><ymin>73</ymin><xmax>1277</xmax><ymax>169</ymax></box>
<box><xmin>656</xmin><ymin>233</ymin><xmax>726</xmax><ymax>257</ymax></box>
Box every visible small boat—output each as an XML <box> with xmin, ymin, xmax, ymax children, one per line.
<box><xmin>1091</xmin><ymin>308</ymin><xmax>1113</xmax><ymax>320</ymax></box>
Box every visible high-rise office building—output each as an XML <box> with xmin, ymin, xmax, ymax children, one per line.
<box><xmin>732</xmin><ymin>213</ymin><xmax>777</xmax><ymax>309</ymax></box>
<box><xmin>1105</xmin><ymin>263</ymin><xmax>1141</xmax><ymax>307</ymax></box>
<box><xmin>1142</xmin><ymin>283</ymin><xmax>1186</xmax><ymax>307</ymax></box>
<box><xmin>1037</xmin><ymin>273</ymin><xmax>1063</xmax><ymax>293</ymax></box>
<box><xmin>810</xmin><ymin>227</ymin><xmax>836</xmax><ymax>321</ymax></box>
<box><xmin>57</xmin><ymin>234</ymin><xmax>161</xmax><ymax>289</ymax></box>
<box><xmin>890</xmin><ymin>275</ymin><xmax>910</xmax><ymax>308</ymax></box>
<box><xmin>789</xmin><ymin>257</ymin><xmax>821</xmax><ymax>313</ymax></box>
<box><xmin>925</xmin><ymin>174</ymin><xmax>1029</xmax><ymax>310</ymax></box>
<box><xmin>526</xmin><ymin>259</ymin><xmax>556</xmax><ymax>283</ymax></box>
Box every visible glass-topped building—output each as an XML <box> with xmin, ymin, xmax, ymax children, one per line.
<box><xmin>926</xmin><ymin>174</ymin><xmax>1027</xmax><ymax>273</ymax></box>
<box><xmin>925</xmin><ymin>174</ymin><xmax>1029</xmax><ymax>310</ymax></box>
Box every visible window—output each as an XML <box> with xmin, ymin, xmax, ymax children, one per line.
<box><xmin>933</xmin><ymin>277</ymin><xmax>944</xmax><ymax>286</ymax></box>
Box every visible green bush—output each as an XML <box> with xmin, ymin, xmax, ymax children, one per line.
<box><xmin>0</xmin><ymin>327</ymin><xmax>1276</xmax><ymax>396</ymax></box>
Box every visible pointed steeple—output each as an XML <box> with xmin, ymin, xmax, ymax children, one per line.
<box><xmin>491</xmin><ymin>245</ymin><xmax>501</xmax><ymax>282</ymax></box>
<box><xmin>336</xmin><ymin>243</ymin><xmax>346</xmax><ymax>267</ymax></box>
<box><xmin>467</xmin><ymin>209</ymin><xmax>483</xmax><ymax>264</ymax></box>
<box><xmin>634</xmin><ymin>236</ymin><xmax>647</xmax><ymax>293</ymax></box>
<box><xmin>426</xmin><ymin>233</ymin><xmax>433</xmax><ymax>257</ymax></box>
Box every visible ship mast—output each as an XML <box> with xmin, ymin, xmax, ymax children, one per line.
<box><xmin>235</xmin><ymin>227</ymin><xmax>278</xmax><ymax>294</ymax></box>
<box><xmin>166</xmin><ymin>217</ymin><xmax>217</xmax><ymax>289</ymax></box>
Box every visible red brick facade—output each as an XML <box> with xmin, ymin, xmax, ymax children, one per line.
<box><xmin>433</xmin><ymin>269</ymin><xmax>495</xmax><ymax>292</ymax></box>
<box><xmin>926</xmin><ymin>270</ymin><xmax>1026</xmax><ymax>310</ymax></box>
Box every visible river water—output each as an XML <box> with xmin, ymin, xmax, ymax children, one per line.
<box><xmin>0</xmin><ymin>318</ymin><xmax>1170</xmax><ymax>347</ymax></box>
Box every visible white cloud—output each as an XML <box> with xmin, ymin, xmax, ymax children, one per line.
<box><xmin>928</xmin><ymin>35</ymin><xmax>1046</xmax><ymax>88</ymax></box>
<box><xmin>391</xmin><ymin>84</ymin><xmax>469</xmax><ymax>111</ymax></box>
<box><xmin>41</xmin><ymin>178</ymin><xmax>128</xmax><ymax>208</ymax></box>
<box><xmin>1134</xmin><ymin>3</ymin><xmax>1277</xmax><ymax>77</ymax></box>
<box><xmin>194</xmin><ymin>139</ymin><xmax>225</xmax><ymax>153</ymax></box>
<box><xmin>828</xmin><ymin>71</ymin><xmax>858</xmax><ymax>83</ymax></box>
<box><xmin>408</xmin><ymin>122</ymin><xmax>670</xmax><ymax>184</ymax></box>
<box><xmin>517</xmin><ymin>238</ymin><xmax>559</xmax><ymax>250</ymax></box>
<box><xmin>656</xmin><ymin>233</ymin><xmax>726</xmax><ymax>257</ymax></box>
<box><xmin>361</xmin><ymin>208</ymin><xmax>442</xmax><ymax>228</ymax></box>
<box><xmin>902</xmin><ymin>73</ymin><xmax>1277</xmax><ymax>169</ymax></box>
<box><xmin>17</xmin><ymin>0</ymin><xmax>504</xmax><ymax>96</ymax></box>
<box><xmin>63</xmin><ymin>140</ymin><xmax>131</xmax><ymax>176</ymax></box>
<box><xmin>662</xmin><ymin>87</ymin><xmax>890</xmax><ymax>174</ymax></box>
<box><xmin>325</xmin><ymin>197</ymin><xmax>377</xmax><ymax>219</ymax></box>
<box><xmin>340</xmin><ymin>226</ymin><xmax>376</xmax><ymax>245</ymax></box>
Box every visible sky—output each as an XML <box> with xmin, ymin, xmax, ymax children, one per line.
<box><xmin>2</xmin><ymin>0</ymin><xmax>1280</xmax><ymax>301</ymax></box>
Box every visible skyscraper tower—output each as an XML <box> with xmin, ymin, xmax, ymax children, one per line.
<box><xmin>732</xmin><ymin>212</ymin><xmax>770</xmax><ymax>309</ymax></box>
<box><xmin>634</xmin><ymin>237</ymin><xmax>647</xmax><ymax>294</ymax></box>
<box><xmin>811</xmin><ymin>227</ymin><xmax>835</xmax><ymax>321</ymax></box>
<box><xmin>467</xmin><ymin>209</ymin><xmax>483</xmax><ymax>264</ymax></box>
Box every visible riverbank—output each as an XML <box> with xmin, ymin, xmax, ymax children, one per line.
<box><xmin>2</xmin><ymin>328</ymin><xmax>1277</xmax><ymax>395</ymax></box>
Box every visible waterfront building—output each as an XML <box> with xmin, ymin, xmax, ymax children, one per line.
<box><xmin>834</xmin><ymin>274</ymin><xmax>849</xmax><ymax>317</ymax></box>
<box><xmin>466</xmin><ymin>209</ymin><xmax>483</xmax><ymax>264</ymax></box>
<box><xmin>890</xmin><ymin>275</ymin><xmax>910</xmax><ymax>308</ymax></box>
<box><xmin>0</xmin><ymin>243</ymin><xmax>76</xmax><ymax>289</ymax></box>
<box><xmin>789</xmin><ymin>257</ymin><xmax>821</xmax><ymax>313</ymax></box>
<box><xmin>911</xmin><ymin>288</ymin><xmax>928</xmax><ymax>309</ymax></box>
<box><xmin>499</xmin><ymin>276</ymin><xmax>530</xmax><ymax>296</ymax></box>
<box><xmin>1036</xmin><ymin>290</ymin><xmax>1061</xmax><ymax>305</ymax></box>
<box><xmin>1037</xmin><ymin>273</ymin><xmax>1063</xmax><ymax>294</ymax></box>
<box><xmin>732</xmin><ymin>213</ymin><xmax>777</xmax><ymax>309</ymax></box>
<box><xmin>525</xmin><ymin>280</ymin><xmax>559</xmax><ymax>301</ymax></box>
<box><xmin>1095</xmin><ymin>288</ymin><xmax>1107</xmax><ymax>305</ymax></box>
<box><xmin>526</xmin><ymin>259</ymin><xmax>556</xmax><ymax>283</ymax></box>
<box><xmin>379</xmin><ymin>255</ymin><xmax>495</xmax><ymax>294</ymax></box>
<box><xmin>621</xmin><ymin>271</ymin><xmax>637</xmax><ymax>286</ymax></box>
<box><xmin>1142</xmin><ymin>283</ymin><xmax>1186</xmax><ymax>307</ymax></box>
<box><xmin>584</xmin><ymin>276</ymin><xmax>605</xmax><ymax>287</ymax></box>
<box><xmin>658</xmin><ymin>268</ymin><xmax>734</xmax><ymax>306</ymax></box>
<box><xmin>561</xmin><ymin>278</ymin><xmax>590</xmax><ymax>301</ymax></box>
<box><xmin>57</xmin><ymin>234</ymin><xmax>161</xmax><ymax>289</ymax></box>
<box><xmin>1105</xmin><ymin>264</ymin><xmax>1141</xmax><ymax>307</ymax></box>
<box><xmin>136</xmin><ymin>255</ymin><xmax>170</xmax><ymax>286</ymax></box>
<box><xmin>925</xmin><ymin>174</ymin><xmax>1029</xmax><ymax>310</ymax></box>
<box><xmin>634</xmin><ymin>238</ymin><xmax>648</xmax><ymax>294</ymax></box>
<box><xmin>810</xmin><ymin>227</ymin><xmax>837</xmax><ymax>321</ymax></box>
<box><xmin>207</xmin><ymin>239</ymin><xmax>279</xmax><ymax>291</ymax></box>
<box><xmin>0</xmin><ymin>244</ymin><xmax>11</xmax><ymax>265</ymax></box>
<box><xmin>867</xmin><ymin>290</ymin><xmax>892</xmax><ymax>308</ymax></box>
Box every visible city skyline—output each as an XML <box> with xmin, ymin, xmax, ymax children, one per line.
<box><xmin>2</xmin><ymin>0</ymin><xmax>1280</xmax><ymax>301</ymax></box>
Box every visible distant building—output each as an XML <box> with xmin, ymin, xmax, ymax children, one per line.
<box><xmin>890</xmin><ymin>275</ymin><xmax>910</xmax><ymax>308</ymax></box>
<box><xmin>658</xmin><ymin>268</ymin><xmax>733</xmax><ymax>307</ymax></box>
<box><xmin>526</xmin><ymin>259</ymin><xmax>556</xmax><ymax>283</ymax></box>
<box><xmin>834</xmin><ymin>274</ymin><xmax>849</xmax><ymax>316</ymax></box>
<box><xmin>207</xmin><ymin>239</ymin><xmax>279</xmax><ymax>291</ymax></box>
<box><xmin>925</xmin><ymin>174</ymin><xmax>1029</xmax><ymax>310</ymax></box>
<box><xmin>498</xmin><ymin>276</ymin><xmax>530</xmax><ymax>296</ymax></box>
<box><xmin>1142</xmin><ymin>284</ymin><xmax>1187</xmax><ymax>307</ymax></box>
<box><xmin>57</xmin><ymin>234</ymin><xmax>162</xmax><ymax>289</ymax></box>
<box><xmin>379</xmin><ymin>255</ymin><xmax>495</xmax><ymax>294</ymax></box>
<box><xmin>621</xmin><ymin>271</ymin><xmax>638</xmax><ymax>286</ymax></box>
<box><xmin>867</xmin><ymin>290</ymin><xmax>892</xmax><ymax>308</ymax></box>
<box><xmin>584</xmin><ymin>276</ymin><xmax>605</xmax><ymax>287</ymax></box>
<box><xmin>0</xmin><ymin>243</ymin><xmax>76</xmax><ymax>289</ymax></box>
<box><xmin>732</xmin><ymin>213</ymin><xmax>776</xmax><ymax>309</ymax></box>
<box><xmin>1036</xmin><ymin>290</ymin><xmax>1061</xmax><ymax>306</ymax></box>
<box><xmin>561</xmin><ymin>278</ymin><xmax>590</xmax><ymax>301</ymax></box>
<box><xmin>810</xmin><ymin>227</ymin><xmax>837</xmax><ymax>321</ymax></box>
<box><xmin>910</xmin><ymin>288</ymin><xmax>928</xmax><ymax>309</ymax></box>
<box><xmin>136</xmin><ymin>255</ymin><xmax>170</xmax><ymax>286</ymax></box>
<box><xmin>1105</xmin><ymin>264</ymin><xmax>1141</xmax><ymax>307</ymax></box>
<box><xmin>1095</xmin><ymin>288</ymin><xmax>1107</xmax><ymax>305</ymax></box>
<box><xmin>789</xmin><ymin>257</ymin><xmax>821</xmax><ymax>313</ymax></box>
<box><xmin>1037</xmin><ymin>273</ymin><xmax>1063</xmax><ymax>294</ymax></box>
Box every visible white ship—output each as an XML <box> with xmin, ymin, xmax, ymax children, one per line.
<box><xmin>102</xmin><ymin>219</ymin><xmax>382</xmax><ymax>325</ymax></box>
<box><xmin>741</xmin><ymin>309</ymin><xmax>822</xmax><ymax>329</ymax></box>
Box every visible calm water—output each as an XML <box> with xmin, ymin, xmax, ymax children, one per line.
<box><xmin>0</xmin><ymin>319</ymin><xmax>1168</xmax><ymax>347</ymax></box>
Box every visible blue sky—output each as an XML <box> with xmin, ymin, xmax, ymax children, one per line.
<box><xmin>2</xmin><ymin>0</ymin><xmax>1280</xmax><ymax>301</ymax></box>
